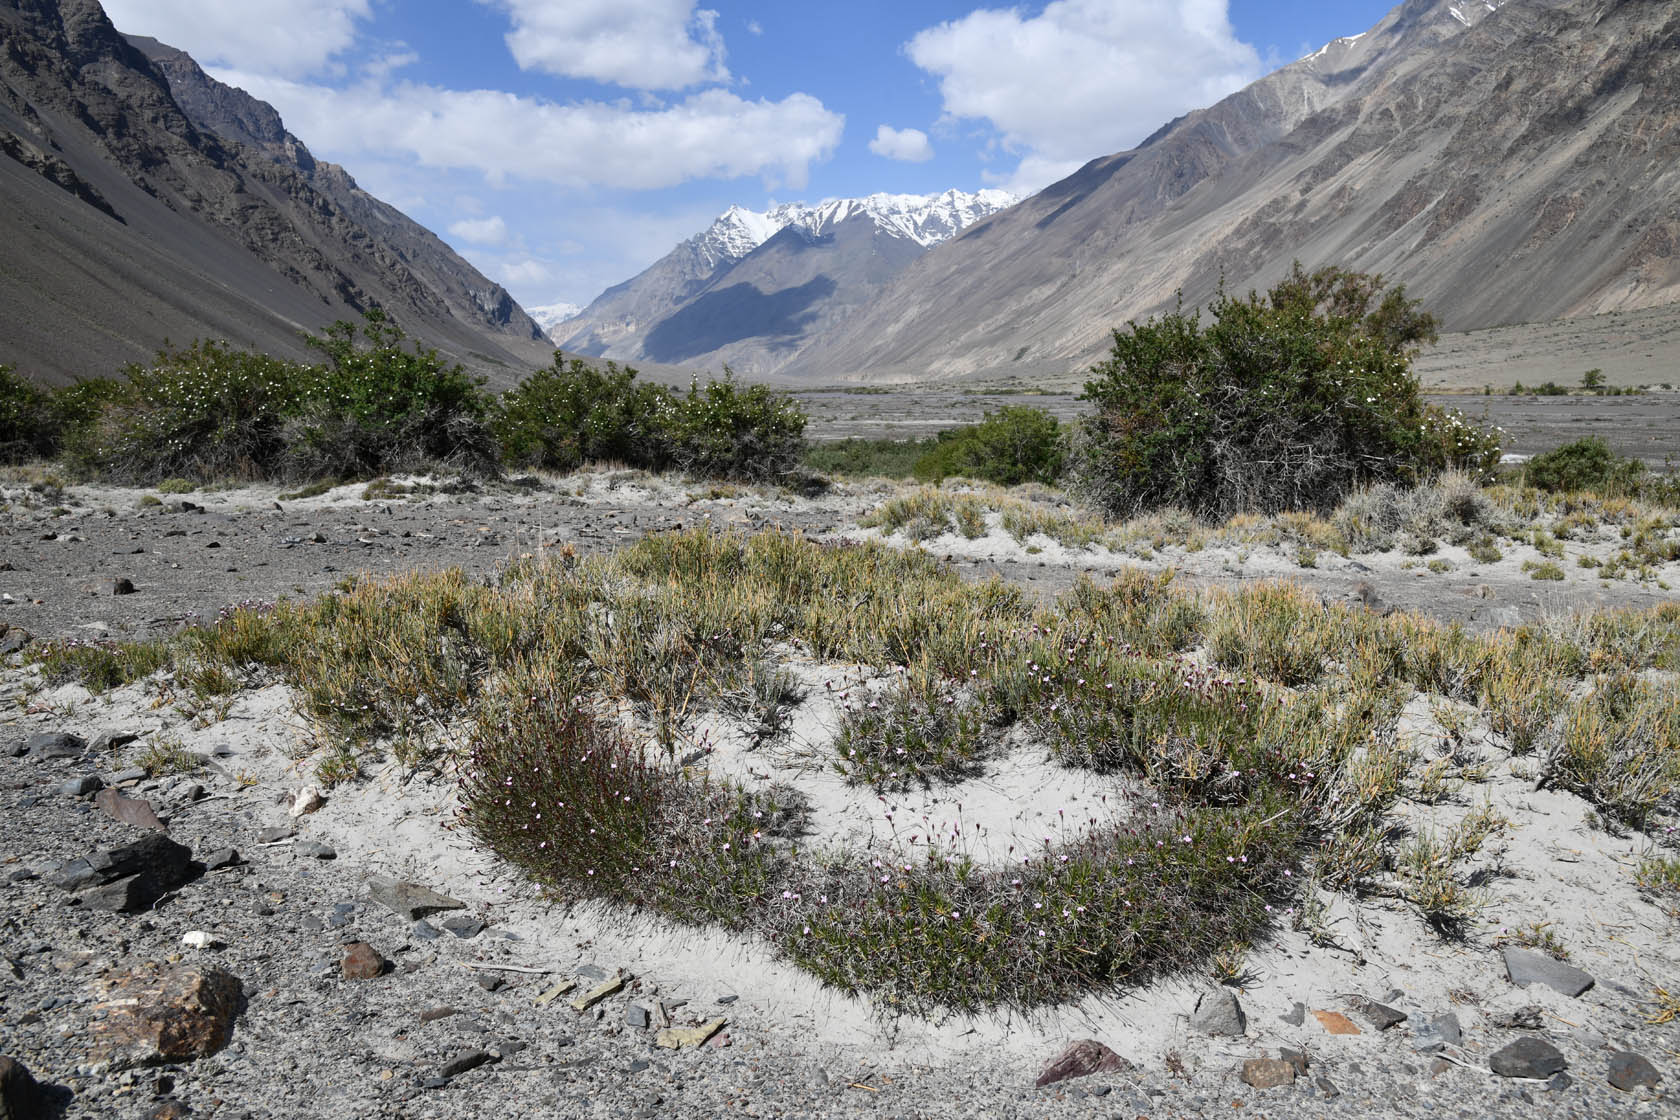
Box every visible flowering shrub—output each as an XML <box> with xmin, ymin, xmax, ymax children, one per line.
<box><xmin>1072</xmin><ymin>263</ymin><xmax>1501</xmax><ymax>519</ymax></box>
<box><xmin>913</xmin><ymin>405</ymin><xmax>1065</xmax><ymax>486</ymax></box>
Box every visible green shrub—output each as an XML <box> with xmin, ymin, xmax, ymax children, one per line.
<box><xmin>803</xmin><ymin>436</ymin><xmax>937</xmax><ymax>479</ymax></box>
<box><xmin>666</xmin><ymin>373</ymin><xmax>807</xmax><ymax>484</ymax></box>
<box><xmin>913</xmin><ymin>406</ymin><xmax>1064</xmax><ymax>486</ymax></box>
<box><xmin>0</xmin><ymin>365</ymin><xmax>56</xmax><ymax>463</ymax></box>
<box><xmin>1071</xmin><ymin>264</ymin><xmax>1500</xmax><ymax>519</ymax></box>
<box><xmin>1523</xmin><ymin>437</ymin><xmax>1645</xmax><ymax>495</ymax></box>
<box><xmin>494</xmin><ymin>357</ymin><xmax>676</xmax><ymax>472</ymax></box>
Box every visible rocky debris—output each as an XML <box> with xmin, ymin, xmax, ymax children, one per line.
<box><xmin>1607</xmin><ymin>1050</ymin><xmax>1662</xmax><ymax>1092</ymax></box>
<box><xmin>56</xmin><ymin>832</ymin><xmax>202</xmax><ymax>912</ymax></box>
<box><xmin>1313</xmin><ymin>1010</ymin><xmax>1361</xmax><ymax>1036</ymax></box>
<box><xmin>1490</xmin><ymin>1036</ymin><xmax>1568</xmax><ymax>1080</ymax></box>
<box><xmin>55</xmin><ymin>774</ymin><xmax>103</xmax><ymax>797</ymax></box>
<box><xmin>341</xmin><ymin>942</ymin><xmax>386</xmax><ymax>980</ymax></box>
<box><xmin>95</xmin><ymin>788</ymin><xmax>168</xmax><ymax>832</ymax></box>
<box><xmin>655</xmin><ymin>1019</ymin><xmax>726</xmax><ymax>1050</ymax></box>
<box><xmin>26</xmin><ymin>731</ymin><xmax>86</xmax><ymax>760</ymax></box>
<box><xmin>1189</xmin><ymin>988</ymin><xmax>1245</xmax><ymax>1036</ymax></box>
<box><xmin>1502</xmin><ymin>947</ymin><xmax>1595</xmax><ymax>997</ymax></box>
<box><xmin>1492</xmin><ymin>1005</ymin><xmax>1545</xmax><ymax>1030</ymax></box>
<box><xmin>570</xmin><ymin>973</ymin><xmax>626</xmax><ymax>1012</ymax></box>
<box><xmin>0</xmin><ymin>1056</ymin><xmax>42</xmax><ymax>1119</ymax></box>
<box><xmin>364</xmin><ymin>875</ymin><xmax>465</xmax><ymax>921</ymax></box>
<box><xmin>288</xmin><ymin>785</ymin><xmax>324</xmax><ymax>818</ymax></box>
<box><xmin>1352</xmin><ymin>997</ymin><xmax>1407</xmax><ymax>1031</ymax></box>
<box><xmin>1412</xmin><ymin>1012</ymin><xmax>1463</xmax><ymax>1052</ymax></box>
<box><xmin>1240</xmin><ymin>1057</ymin><xmax>1296</xmax><ymax>1089</ymax></box>
<box><xmin>89</xmin><ymin>966</ymin><xmax>243</xmax><ymax>1070</ymax></box>
<box><xmin>1033</xmin><ymin>1039</ymin><xmax>1132</xmax><ymax>1088</ymax></box>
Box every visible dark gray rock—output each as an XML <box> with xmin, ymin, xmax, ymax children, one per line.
<box><xmin>575</xmin><ymin>963</ymin><xmax>611</xmax><ymax>982</ymax></box>
<box><xmin>200</xmin><ymin>848</ymin><xmax>240</xmax><ymax>871</ymax></box>
<box><xmin>1547</xmin><ymin>1072</ymin><xmax>1573</xmax><ymax>1092</ymax></box>
<box><xmin>0</xmin><ymin>629</ymin><xmax>32</xmax><ymax>655</ymax></box>
<box><xmin>1491</xmin><ymin>1037</ymin><xmax>1567</xmax><ymax>1079</ymax></box>
<box><xmin>1503</xmin><ymin>947</ymin><xmax>1594</xmax><ymax>997</ymax></box>
<box><xmin>26</xmin><ymin>732</ymin><xmax>86</xmax><ymax>760</ymax></box>
<box><xmin>1354</xmin><ymin>999</ymin><xmax>1407</xmax><ymax>1030</ymax></box>
<box><xmin>57</xmin><ymin>833</ymin><xmax>201</xmax><ymax>911</ymax></box>
<box><xmin>110</xmin><ymin>767</ymin><xmax>149</xmax><ymax>784</ymax></box>
<box><xmin>92</xmin><ymin>731</ymin><xmax>141</xmax><ymax>753</ymax></box>
<box><xmin>365</xmin><ymin>875</ymin><xmax>465</xmax><ymax>921</ymax></box>
<box><xmin>256</xmin><ymin>826</ymin><xmax>295</xmax><ymax>844</ymax></box>
<box><xmin>1607</xmin><ymin>1051</ymin><xmax>1662</xmax><ymax>1092</ymax></box>
<box><xmin>1190</xmin><ymin>988</ymin><xmax>1246</xmax><ymax>1036</ymax></box>
<box><xmin>626</xmin><ymin>1004</ymin><xmax>651</xmax><ymax>1029</ymax></box>
<box><xmin>440</xmin><ymin>1050</ymin><xmax>493</xmax><ymax>1079</ymax></box>
<box><xmin>293</xmin><ymin>841</ymin><xmax>336</xmax><ymax>860</ymax></box>
<box><xmin>1315</xmin><ymin>1077</ymin><xmax>1340</xmax><ymax>1098</ymax></box>
<box><xmin>55</xmin><ymin>775</ymin><xmax>104</xmax><ymax>797</ymax></box>
<box><xmin>1280</xmin><ymin>1002</ymin><xmax>1306</xmax><ymax>1027</ymax></box>
<box><xmin>411</xmin><ymin>920</ymin><xmax>441</xmax><ymax>941</ymax></box>
<box><xmin>440</xmin><ymin>916</ymin><xmax>484</xmax><ymax>940</ymax></box>
<box><xmin>1412</xmin><ymin>1012</ymin><xmax>1463</xmax><ymax>1052</ymax></box>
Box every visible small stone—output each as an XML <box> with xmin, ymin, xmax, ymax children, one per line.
<box><xmin>148</xmin><ymin>1102</ymin><xmax>191</xmax><ymax>1119</ymax></box>
<box><xmin>1606</xmin><ymin>1051</ymin><xmax>1662</xmax><ymax>1092</ymax></box>
<box><xmin>716</xmin><ymin>993</ymin><xmax>738</xmax><ymax>1005</ymax></box>
<box><xmin>110</xmin><ymin>766</ymin><xmax>149</xmax><ymax>784</ymax></box>
<box><xmin>1034</xmin><ymin>1039</ymin><xmax>1132</xmax><ymax>1088</ymax></box>
<box><xmin>440</xmin><ymin>916</ymin><xmax>485</xmax><ymax>940</ymax></box>
<box><xmin>288</xmin><ymin>786</ymin><xmax>324</xmax><ymax>818</ymax></box>
<box><xmin>1490</xmin><ymin>1037</ymin><xmax>1567</xmax><ymax>1079</ymax></box>
<box><xmin>1413</xmin><ymin>1012</ymin><xmax>1463</xmax><ymax>1052</ymax></box>
<box><xmin>490</xmin><ymin>1039</ymin><xmax>527</xmax><ymax>1060</ymax></box>
<box><xmin>534</xmin><ymin>980</ymin><xmax>578</xmax><ymax>1007</ymax></box>
<box><xmin>180</xmin><ymin>931</ymin><xmax>215</xmax><ymax>950</ymax></box>
<box><xmin>440</xmin><ymin>1050</ymin><xmax>493</xmax><ymax>1079</ymax></box>
<box><xmin>56</xmin><ymin>774</ymin><xmax>104</xmax><ymax>797</ymax></box>
<box><xmin>570</xmin><ymin>973</ymin><xmax>625</xmax><ymax>1012</ymax></box>
<box><xmin>93</xmin><ymin>730</ymin><xmax>141</xmax><ymax>753</ymax></box>
<box><xmin>89</xmin><ymin>966</ymin><xmax>243</xmax><ymax>1069</ymax></box>
<box><xmin>1354</xmin><ymin>999</ymin><xmax>1407</xmax><ymax>1031</ymax></box>
<box><xmin>341</xmin><ymin>942</ymin><xmax>386</xmax><ymax>980</ymax></box>
<box><xmin>26</xmin><ymin>731</ymin><xmax>87</xmax><ymax>760</ymax></box>
<box><xmin>626</xmin><ymin>1004</ymin><xmax>651</xmax><ymax>1029</ymax></box>
<box><xmin>174</xmin><ymin>783</ymin><xmax>206</xmax><ymax>803</ymax></box>
<box><xmin>294</xmin><ymin>841</ymin><xmax>336</xmax><ymax>860</ymax></box>
<box><xmin>1240</xmin><ymin>1059</ymin><xmax>1296</xmax><ymax>1089</ymax></box>
<box><xmin>365</xmin><ymin>875</ymin><xmax>466</xmax><ymax>921</ymax></box>
<box><xmin>1312</xmin><ymin>1010</ymin><xmax>1361</xmax><ymax>1036</ymax></box>
<box><xmin>103</xmin><ymin>577</ymin><xmax>137</xmax><ymax>596</ymax></box>
<box><xmin>1492</xmin><ymin>1005</ymin><xmax>1545</xmax><ymax>1030</ymax></box>
<box><xmin>628</xmin><ymin>1059</ymin><xmax>650</xmax><ymax>1073</ymax></box>
<box><xmin>200</xmin><ymin>848</ymin><xmax>240</xmax><ymax>871</ymax></box>
<box><xmin>1429</xmin><ymin>1058</ymin><xmax>1452</xmax><ymax>1077</ymax></box>
<box><xmin>1315</xmin><ymin>1077</ymin><xmax>1340</xmax><ymax>1098</ymax></box>
<box><xmin>1503</xmin><ymin>947</ymin><xmax>1594</xmax><ymax>998</ymax></box>
<box><xmin>418</xmin><ymin>1007</ymin><xmax>456</xmax><ymax>1023</ymax></box>
<box><xmin>1547</xmin><ymin>1072</ymin><xmax>1573</xmax><ymax>1092</ymax></box>
<box><xmin>655</xmin><ymin>1018</ymin><xmax>726</xmax><ymax>1050</ymax></box>
<box><xmin>256</xmin><ymin>826</ymin><xmax>295</xmax><ymax>844</ymax></box>
<box><xmin>475</xmin><ymin>974</ymin><xmax>504</xmax><ymax>993</ymax></box>
<box><xmin>1278</xmin><ymin>1048</ymin><xmax>1309</xmax><ymax>1076</ymax></box>
<box><xmin>95</xmin><ymin>788</ymin><xmax>168</xmax><ymax>832</ymax></box>
<box><xmin>0</xmin><ymin>628</ymin><xmax>31</xmax><ymax>655</ymax></box>
<box><xmin>420</xmin><ymin>1076</ymin><xmax>450</xmax><ymax>1090</ymax></box>
<box><xmin>1190</xmin><ymin>989</ymin><xmax>1246</xmax><ymax>1036</ymax></box>
<box><xmin>411</xmin><ymin>919</ymin><xmax>441</xmax><ymax>941</ymax></box>
<box><xmin>1280</xmin><ymin>1002</ymin><xmax>1306</xmax><ymax>1027</ymax></box>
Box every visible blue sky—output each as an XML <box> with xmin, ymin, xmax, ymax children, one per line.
<box><xmin>99</xmin><ymin>1</ymin><xmax>1401</xmax><ymax>317</ymax></box>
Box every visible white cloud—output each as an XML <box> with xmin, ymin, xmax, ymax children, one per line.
<box><xmin>498</xmin><ymin>258</ymin><xmax>553</xmax><ymax>287</ymax></box>
<box><xmin>100</xmin><ymin>0</ymin><xmax>370</xmax><ymax>78</ymax></box>
<box><xmin>448</xmin><ymin>216</ymin><xmax>509</xmax><ymax>244</ymax></box>
<box><xmin>217</xmin><ymin>70</ymin><xmax>844</xmax><ymax>191</ymax></box>
<box><xmin>487</xmin><ymin>0</ymin><xmax>728</xmax><ymax>90</ymax></box>
<box><xmin>868</xmin><ymin>125</ymin><xmax>934</xmax><ymax>163</ymax></box>
<box><xmin>907</xmin><ymin>0</ymin><xmax>1261</xmax><ymax>193</ymax></box>
<box><xmin>746</xmin><ymin>19</ymin><xmax>763</xmax><ymax>36</ymax></box>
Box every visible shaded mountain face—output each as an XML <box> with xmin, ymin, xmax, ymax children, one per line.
<box><xmin>0</xmin><ymin>0</ymin><xmax>552</xmax><ymax>386</ymax></box>
<box><xmin>556</xmin><ymin>189</ymin><xmax>1015</xmax><ymax>376</ymax></box>
<box><xmin>789</xmin><ymin>0</ymin><xmax>1680</xmax><ymax>383</ymax></box>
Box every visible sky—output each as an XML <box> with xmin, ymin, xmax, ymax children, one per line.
<box><xmin>98</xmin><ymin>1</ymin><xmax>1403</xmax><ymax>317</ymax></box>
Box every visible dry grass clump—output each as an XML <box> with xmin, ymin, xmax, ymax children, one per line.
<box><xmin>1546</xmin><ymin>672</ymin><xmax>1680</xmax><ymax>829</ymax></box>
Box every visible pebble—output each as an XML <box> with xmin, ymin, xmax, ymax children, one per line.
<box><xmin>1490</xmin><ymin>1036</ymin><xmax>1567</xmax><ymax>1079</ymax></box>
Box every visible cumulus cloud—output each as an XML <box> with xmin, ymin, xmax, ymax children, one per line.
<box><xmin>868</xmin><ymin>125</ymin><xmax>934</xmax><ymax>163</ymax></box>
<box><xmin>217</xmin><ymin>72</ymin><xmax>844</xmax><ymax>191</ymax></box>
<box><xmin>100</xmin><ymin>0</ymin><xmax>370</xmax><ymax>77</ymax></box>
<box><xmin>487</xmin><ymin>0</ymin><xmax>728</xmax><ymax>90</ymax></box>
<box><xmin>907</xmin><ymin>0</ymin><xmax>1261</xmax><ymax>193</ymax></box>
<box><xmin>448</xmin><ymin>216</ymin><xmax>509</xmax><ymax>244</ymax></box>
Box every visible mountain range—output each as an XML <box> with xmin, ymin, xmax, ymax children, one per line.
<box><xmin>0</xmin><ymin>0</ymin><xmax>552</xmax><ymax>386</ymax></box>
<box><xmin>788</xmin><ymin>0</ymin><xmax>1680</xmax><ymax>383</ymax></box>
<box><xmin>553</xmin><ymin>189</ymin><xmax>1016</xmax><ymax>376</ymax></box>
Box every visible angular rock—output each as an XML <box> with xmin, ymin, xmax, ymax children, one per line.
<box><xmin>101</xmin><ymin>577</ymin><xmax>137</xmax><ymax>596</ymax></box>
<box><xmin>440</xmin><ymin>916</ymin><xmax>484</xmax><ymax>940</ymax></box>
<box><xmin>148</xmin><ymin>1102</ymin><xmax>191</xmax><ymax>1119</ymax></box>
<box><xmin>570</xmin><ymin>973</ymin><xmax>625</xmax><ymax>1012</ymax></box>
<box><xmin>1190</xmin><ymin>989</ymin><xmax>1246</xmax><ymax>1036</ymax></box>
<box><xmin>92</xmin><ymin>730</ymin><xmax>141</xmax><ymax>753</ymax></box>
<box><xmin>341</xmin><ymin>942</ymin><xmax>386</xmax><ymax>980</ymax></box>
<box><xmin>26</xmin><ymin>731</ymin><xmax>86</xmax><ymax>760</ymax></box>
<box><xmin>365</xmin><ymin>875</ymin><xmax>466</xmax><ymax>921</ymax></box>
<box><xmin>56</xmin><ymin>775</ymin><xmax>104</xmax><ymax>797</ymax></box>
<box><xmin>1490</xmin><ymin>1037</ymin><xmax>1567</xmax><ymax>1080</ymax></box>
<box><xmin>626</xmin><ymin>1004</ymin><xmax>651</xmax><ymax>1030</ymax></box>
<box><xmin>655</xmin><ymin>1018</ymin><xmax>726</xmax><ymax>1050</ymax></box>
<box><xmin>1503</xmin><ymin>948</ymin><xmax>1594</xmax><ymax>998</ymax></box>
<box><xmin>110</xmin><ymin>766</ymin><xmax>149</xmax><ymax>784</ymax></box>
<box><xmin>439</xmin><ymin>1050</ymin><xmax>493</xmax><ymax>1079</ymax></box>
<box><xmin>411</xmin><ymin>920</ymin><xmax>441</xmax><ymax>941</ymax></box>
<box><xmin>58</xmin><ymin>833</ymin><xmax>201</xmax><ymax>911</ymax></box>
<box><xmin>1353</xmin><ymin>998</ymin><xmax>1407</xmax><ymax>1031</ymax></box>
<box><xmin>1279</xmin><ymin>1048</ymin><xmax>1309</xmax><ymax>1075</ymax></box>
<box><xmin>1607</xmin><ymin>1051</ymin><xmax>1662</xmax><ymax>1092</ymax></box>
<box><xmin>533</xmin><ymin>980</ymin><xmax>577</xmax><ymax>1007</ymax></box>
<box><xmin>255</xmin><ymin>826</ymin><xmax>295</xmax><ymax>844</ymax></box>
<box><xmin>288</xmin><ymin>786</ymin><xmax>324</xmax><ymax>818</ymax></box>
<box><xmin>1412</xmin><ymin>1012</ymin><xmax>1463</xmax><ymax>1053</ymax></box>
<box><xmin>89</xmin><ymin>966</ymin><xmax>242</xmax><ymax>1070</ymax></box>
<box><xmin>200</xmin><ymin>848</ymin><xmax>240</xmax><ymax>872</ymax></box>
<box><xmin>1035</xmin><ymin>1039</ymin><xmax>1133</xmax><ymax>1088</ymax></box>
<box><xmin>1240</xmin><ymin>1058</ymin><xmax>1296</xmax><ymax>1089</ymax></box>
<box><xmin>0</xmin><ymin>1056</ymin><xmax>41</xmax><ymax>1118</ymax></box>
<box><xmin>1280</xmin><ymin>1002</ymin><xmax>1306</xmax><ymax>1027</ymax></box>
<box><xmin>294</xmin><ymin>840</ymin><xmax>336</xmax><ymax>860</ymax></box>
<box><xmin>95</xmin><ymin>788</ymin><xmax>168</xmax><ymax>833</ymax></box>
<box><xmin>180</xmin><ymin>931</ymin><xmax>215</xmax><ymax>950</ymax></box>
<box><xmin>0</xmin><ymin>628</ymin><xmax>31</xmax><ymax>655</ymax></box>
<box><xmin>1313</xmin><ymin>1010</ymin><xmax>1361</xmax><ymax>1036</ymax></box>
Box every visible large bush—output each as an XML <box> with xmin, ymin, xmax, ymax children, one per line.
<box><xmin>1071</xmin><ymin>264</ymin><xmax>1501</xmax><ymax>520</ymax></box>
<box><xmin>665</xmin><ymin>374</ymin><xmax>807</xmax><ymax>484</ymax></box>
<box><xmin>913</xmin><ymin>405</ymin><xmax>1064</xmax><ymax>486</ymax></box>
<box><xmin>0</xmin><ymin>365</ymin><xmax>56</xmax><ymax>463</ymax></box>
<box><xmin>494</xmin><ymin>357</ymin><xmax>676</xmax><ymax>472</ymax></box>
<box><xmin>1521</xmin><ymin>437</ymin><xmax>1645</xmax><ymax>495</ymax></box>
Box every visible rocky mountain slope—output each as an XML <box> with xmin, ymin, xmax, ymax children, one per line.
<box><xmin>790</xmin><ymin>0</ymin><xmax>1680</xmax><ymax>383</ymax></box>
<box><xmin>555</xmin><ymin>189</ymin><xmax>1015</xmax><ymax>376</ymax></box>
<box><xmin>0</xmin><ymin>0</ymin><xmax>553</xmax><ymax>386</ymax></box>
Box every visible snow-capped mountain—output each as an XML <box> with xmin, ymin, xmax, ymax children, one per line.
<box><xmin>527</xmin><ymin>302</ymin><xmax>581</xmax><ymax>337</ymax></box>
<box><xmin>554</xmin><ymin>188</ymin><xmax>1016</xmax><ymax>374</ymax></box>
